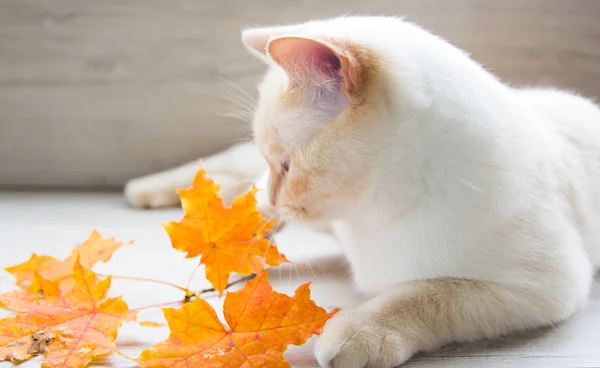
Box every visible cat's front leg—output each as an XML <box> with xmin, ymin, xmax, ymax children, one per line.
<box><xmin>314</xmin><ymin>277</ymin><xmax>585</xmax><ymax>368</ymax></box>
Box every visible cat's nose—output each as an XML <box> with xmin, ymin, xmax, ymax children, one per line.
<box><xmin>270</xmin><ymin>197</ymin><xmax>276</xmax><ymax>207</ymax></box>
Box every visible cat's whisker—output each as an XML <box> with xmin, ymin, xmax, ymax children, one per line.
<box><xmin>216</xmin><ymin>116</ymin><xmax>252</xmax><ymax>132</ymax></box>
<box><xmin>315</xmin><ymin>261</ymin><xmax>329</xmax><ymax>278</ymax></box>
<box><xmin>258</xmin><ymin>212</ymin><xmax>279</xmax><ymax>233</ymax></box>
<box><xmin>221</xmin><ymin>93</ymin><xmax>252</xmax><ymax>110</ymax></box>
<box><xmin>225</xmin><ymin>136</ymin><xmax>254</xmax><ymax>146</ymax></box>
<box><xmin>258</xmin><ymin>213</ymin><xmax>285</xmax><ymax>262</ymax></box>
<box><xmin>218</xmin><ymin>75</ymin><xmax>257</xmax><ymax>106</ymax></box>
<box><xmin>237</xmin><ymin>212</ymin><xmax>279</xmax><ymax>269</ymax></box>
<box><xmin>221</xmin><ymin>102</ymin><xmax>254</xmax><ymax>120</ymax></box>
<box><xmin>219</xmin><ymin>109</ymin><xmax>254</xmax><ymax>119</ymax></box>
<box><xmin>306</xmin><ymin>262</ymin><xmax>318</xmax><ymax>280</ymax></box>
<box><xmin>219</xmin><ymin>112</ymin><xmax>253</xmax><ymax>125</ymax></box>
<box><xmin>271</xmin><ymin>218</ymin><xmax>285</xmax><ymax>233</ymax></box>
<box><xmin>293</xmin><ymin>262</ymin><xmax>301</xmax><ymax>280</ymax></box>
<box><xmin>224</xmin><ymin>110</ymin><xmax>253</xmax><ymax>124</ymax></box>
<box><xmin>222</xmin><ymin>94</ymin><xmax>255</xmax><ymax>113</ymax></box>
<box><xmin>235</xmin><ymin>110</ymin><xmax>254</xmax><ymax>119</ymax></box>
<box><xmin>228</xmin><ymin>108</ymin><xmax>254</xmax><ymax>117</ymax></box>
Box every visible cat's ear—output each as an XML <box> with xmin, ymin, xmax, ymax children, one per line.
<box><xmin>266</xmin><ymin>36</ymin><xmax>359</xmax><ymax>92</ymax></box>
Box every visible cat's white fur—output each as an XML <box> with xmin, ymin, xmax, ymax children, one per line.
<box><xmin>126</xmin><ymin>16</ymin><xmax>600</xmax><ymax>367</ymax></box>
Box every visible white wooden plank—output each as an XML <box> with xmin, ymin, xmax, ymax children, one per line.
<box><xmin>0</xmin><ymin>192</ymin><xmax>598</xmax><ymax>367</ymax></box>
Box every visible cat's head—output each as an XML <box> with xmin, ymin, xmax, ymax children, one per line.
<box><xmin>241</xmin><ymin>23</ymin><xmax>386</xmax><ymax>222</ymax></box>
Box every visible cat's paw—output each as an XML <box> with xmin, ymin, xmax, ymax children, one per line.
<box><xmin>124</xmin><ymin>176</ymin><xmax>181</xmax><ymax>209</ymax></box>
<box><xmin>314</xmin><ymin>308</ymin><xmax>413</xmax><ymax>368</ymax></box>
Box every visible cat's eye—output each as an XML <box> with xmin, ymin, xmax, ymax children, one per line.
<box><xmin>281</xmin><ymin>159</ymin><xmax>290</xmax><ymax>174</ymax></box>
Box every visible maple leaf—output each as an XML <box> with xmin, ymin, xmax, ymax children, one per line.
<box><xmin>164</xmin><ymin>168</ymin><xmax>289</xmax><ymax>295</ymax></box>
<box><xmin>0</xmin><ymin>257</ymin><xmax>137</xmax><ymax>367</ymax></box>
<box><xmin>0</xmin><ymin>270</ymin><xmax>61</xmax><ymax>312</ymax></box>
<box><xmin>4</xmin><ymin>230</ymin><xmax>128</xmax><ymax>289</ymax></box>
<box><xmin>136</xmin><ymin>269</ymin><xmax>338</xmax><ymax>368</ymax></box>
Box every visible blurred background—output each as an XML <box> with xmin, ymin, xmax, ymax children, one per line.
<box><xmin>1</xmin><ymin>0</ymin><xmax>599</xmax><ymax>191</ymax></box>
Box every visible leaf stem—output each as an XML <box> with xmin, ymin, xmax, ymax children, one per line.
<box><xmin>131</xmin><ymin>300</ymin><xmax>185</xmax><ymax>311</ymax></box>
<box><xmin>193</xmin><ymin>274</ymin><xmax>256</xmax><ymax>299</ymax></box>
<box><xmin>185</xmin><ymin>264</ymin><xmax>201</xmax><ymax>291</ymax></box>
<box><xmin>98</xmin><ymin>273</ymin><xmax>256</xmax><ymax>307</ymax></box>
<box><xmin>97</xmin><ymin>274</ymin><xmax>191</xmax><ymax>293</ymax></box>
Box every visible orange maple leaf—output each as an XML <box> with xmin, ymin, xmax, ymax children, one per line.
<box><xmin>164</xmin><ymin>168</ymin><xmax>289</xmax><ymax>295</ymax></box>
<box><xmin>0</xmin><ymin>257</ymin><xmax>137</xmax><ymax>367</ymax></box>
<box><xmin>4</xmin><ymin>230</ymin><xmax>128</xmax><ymax>289</ymax></box>
<box><xmin>136</xmin><ymin>269</ymin><xmax>338</xmax><ymax>368</ymax></box>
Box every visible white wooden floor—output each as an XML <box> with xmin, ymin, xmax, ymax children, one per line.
<box><xmin>1</xmin><ymin>192</ymin><xmax>599</xmax><ymax>368</ymax></box>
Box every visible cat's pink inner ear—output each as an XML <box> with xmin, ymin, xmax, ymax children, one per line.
<box><xmin>267</xmin><ymin>37</ymin><xmax>358</xmax><ymax>91</ymax></box>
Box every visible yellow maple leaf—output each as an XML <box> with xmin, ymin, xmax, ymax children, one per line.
<box><xmin>4</xmin><ymin>230</ymin><xmax>129</xmax><ymax>290</ymax></box>
<box><xmin>0</xmin><ymin>270</ymin><xmax>61</xmax><ymax>312</ymax></box>
<box><xmin>164</xmin><ymin>168</ymin><xmax>289</xmax><ymax>295</ymax></box>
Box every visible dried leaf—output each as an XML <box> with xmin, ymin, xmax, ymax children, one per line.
<box><xmin>136</xmin><ymin>269</ymin><xmax>338</xmax><ymax>368</ymax></box>
<box><xmin>138</xmin><ymin>321</ymin><xmax>166</xmax><ymax>328</ymax></box>
<box><xmin>4</xmin><ymin>230</ymin><xmax>128</xmax><ymax>290</ymax></box>
<box><xmin>0</xmin><ymin>257</ymin><xmax>137</xmax><ymax>367</ymax></box>
<box><xmin>164</xmin><ymin>168</ymin><xmax>289</xmax><ymax>295</ymax></box>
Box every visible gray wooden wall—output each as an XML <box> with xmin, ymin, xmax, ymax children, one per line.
<box><xmin>1</xmin><ymin>0</ymin><xmax>599</xmax><ymax>188</ymax></box>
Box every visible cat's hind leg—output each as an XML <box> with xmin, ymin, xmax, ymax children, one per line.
<box><xmin>124</xmin><ymin>141</ymin><xmax>266</xmax><ymax>208</ymax></box>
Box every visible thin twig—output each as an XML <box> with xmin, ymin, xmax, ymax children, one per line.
<box><xmin>185</xmin><ymin>264</ymin><xmax>202</xmax><ymax>291</ymax></box>
<box><xmin>131</xmin><ymin>299</ymin><xmax>185</xmax><ymax>312</ymax></box>
<box><xmin>187</xmin><ymin>274</ymin><xmax>256</xmax><ymax>301</ymax></box>
<box><xmin>97</xmin><ymin>274</ymin><xmax>191</xmax><ymax>293</ymax></box>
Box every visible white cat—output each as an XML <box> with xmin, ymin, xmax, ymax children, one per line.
<box><xmin>125</xmin><ymin>16</ymin><xmax>600</xmax><ymax>367</ymax></box>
